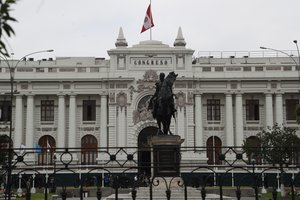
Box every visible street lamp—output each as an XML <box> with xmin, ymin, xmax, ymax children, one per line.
<box><xmin>0</xmin><ymin>49</ymin><xmax>54</xmax><ymax>200</ymax></box>
<box><xmin>293</xmin><ymin>40</ymin><xmax>300</xmax><ymax>71</ymax></box>
<box><xmin>260</xmin><ymin>43</ymin><xmax>300</xmax><ymax>82</ymax></box>
<box><xmin>259</xmin><ymin>46</ymin><xmax>298</xmax><ymax>66</ymax></box>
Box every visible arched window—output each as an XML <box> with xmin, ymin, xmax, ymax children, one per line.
<box><xmin>206</xmin><ymin>136</ymin><xmax>222</xmax><ymax>165</ymax></box>
<box><xmin>81</xmin><ymin>135</ymin><xmax>98</xmax><ymax>165</ymax></box>
<box><xmin>38</xmin><ymin>135</ymin><xmax>56</xmax><ymax>165</ymax></box>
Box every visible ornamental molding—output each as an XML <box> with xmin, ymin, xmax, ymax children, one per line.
<box><xmin>116</xmin><ymin>91</ymin><xmax>127</xmax><ymax>107</ymax></box>
<box><xmin>136</xmin><ymin>70</ymin><xmax>159</xmax><ymax>92</ymax></box>
<box><xmin>175</xmin><ymin>91</ymin><xmax>186</xmax><ymax>108</ymax></box>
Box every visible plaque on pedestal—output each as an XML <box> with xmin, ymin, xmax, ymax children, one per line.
<box><xmin>149</xmin><ymin>135</ymin><xmax>184</xmax><ymax>177</ymax></box>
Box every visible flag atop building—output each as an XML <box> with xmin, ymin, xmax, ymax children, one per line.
<box><xmin>141</xmin><ymin>4</ymin><xmax>154</xmax><ymax>33</ymax></box>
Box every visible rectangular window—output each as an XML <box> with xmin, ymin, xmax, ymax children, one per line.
<box><xmin>83</xmin><ymin>100</ymin><xmax>96</xmax><ymax>121</ymax></box>
<box><xmin>0</xmin><ymin>101</ymin><xmax>11</xmax><ymax>122</ymax></box>
<box><xmin>41</xmin><ymin>100</ymin><xmax>54</xmax><ymax>121</ymax></box>
<box><xmin>246</xmin><ymin>100</ymin><xmax>260</xmax><ymax>120</ymax></box>
<box><xmin>286</xmin><ymin>99</ymin><xmax>299</xmax><ymax>120</ymax></box>
<box><xmin>207</xmin><ymin>99</ymin><xmax>220</xmax><ymax>121</ymax></box>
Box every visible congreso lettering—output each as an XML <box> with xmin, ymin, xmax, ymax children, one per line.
<box><xmin>133</xmin><ymin>59</ymin><xmax>168</xmax><ymax>65</ymax></box>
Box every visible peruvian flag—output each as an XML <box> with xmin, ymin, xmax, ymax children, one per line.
<box><xmin>141</xmin><ymin>4</ymin><xmax>154</xmax><ymax>33</ymax></box>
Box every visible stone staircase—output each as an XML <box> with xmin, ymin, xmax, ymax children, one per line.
<box><xmin>104</xmin><ymin>187</ymin><xmax>234</xmax><ymax>200</ymax></box>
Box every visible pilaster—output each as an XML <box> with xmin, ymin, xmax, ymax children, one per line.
<box><xmin>14</xmin><ymin>95</ymin><xmax>23</xmax><ymax>148</ymax></box>
<box><xmin>57</xmin><ymin>94</ymin><xmax>66</xmax><ymax>148</ymax></box>
<box><xmin>117</xmin><ymin>107</ymin><xmax>126</xmax><ymax>147</ymax></box>
<box><xmin>265</xmin><ymin>93</ymin><xmax>273</xmax><ymax>128</ymax></box>
<box><xmin>25</xmin><ymin>95</ymin><xmax>34</xmax><ymax>148</ymax></box>
<box><xmin>225</xmin><ymin>93</ymin><xmax>234</xmax><ymax>146</ymax></box>
<box><xmin>100</xmin><ymin>95</ymin><xmax>108</xmax><ymax>148</ymax></box>
<box><xmin>275</xmin><ymin>93</ymin><xmax>283</xmax><ymax>126</ymax></box>
<box><xmin>194</xmin><ymin>94</ymin><xmax>203</xmax><ymax>147</ymax></box>
<box><xmin>235</xmin><ymin>93</ymin><xmax>243</xmax><ymax>147</ymax></box>
<box><xmin>68</xmin><ymin>94</ymin><xmax>77</xmax><ymax>160</ymax></box>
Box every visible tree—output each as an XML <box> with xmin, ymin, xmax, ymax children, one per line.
<box><xmin>0</xmin><ymin>134</ymin><xmax>11</xmax><ymax>166</ymax></box>
<box><xmin>243</xmin><ymin>124</ymin><xmax>300</xmax><ymax>166</ymax></box>
<box><xmin>0</xmin><ymin>0</ymin><xmax>17</xmax><ymax>56</ymax></box>
<box><xmin>242</xmin><ymin>136</ymin><xmax>261</xmax><ymax>164</ymax></box>
<box><xmin>259</xmin><ymin>124</ymin><xmax>300</xmax><ymax>166</ymax></box>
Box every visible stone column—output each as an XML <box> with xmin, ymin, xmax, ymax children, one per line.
<box><xmin>57</xmin><ymin>95</ymin><xmax>66</xmax><ymax>148</ymax></box>
<box><xmin>225</xmin><ymin>93</ymin><xmax>234</xmax><ymax>146</ymax></box>
<box><xmin>275</xmin><ymin>93</ymin><xmax>283</xmax><ymax>126</ymax></box>
<box><xmin>235</xmin><ymin>93</ymin><xmax>244</xmax><ymax>147</ymax></box>
<box><xmin>25</xmin><ymin>95</ymin><xmax>34</xmax><ymax>149</ymax></box>
<box><xmin>194</xmin><ymin>94</ymin><xmax>203</xmax><ymax>147</ymax></box>
<box><xmin>117</xmin><ymin>107</ymin><xmax>126</xmax><ymax>147</ymax></box>
<box><xmin>14</xmin><ymin>95</ymin><xmax>23</xmax><ymax>149</ymax></box>
<box><xmin>177</xmin><ymin>107</ymin><xmax>185</xmax><ymax>143</ymax></box>
<box><xmin>100</xmin><ymin>95</ymin><xmax>108</xmax><ymax>148</ymax></box>
<box><xmin>68</xmin><ymin>95</ymin><xmax>77</xmax><ymax>159</ymax></box>
<box><xmin>265</xmin><ymin>93</ymin><xmax>273</xmax><ymax>128</ymax></box>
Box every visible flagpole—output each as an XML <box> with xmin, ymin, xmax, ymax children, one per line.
<box><xmin>150</xmin><ymin>0</ymin><xmax>152</xmax><ymax>40</ymax></box>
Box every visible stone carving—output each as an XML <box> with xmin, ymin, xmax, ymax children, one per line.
<box><xmin>136</xmin><ymin>70</ymin><xmax>159</xmax><ymax>92</ymax></box>
<box><xmin>109</xmin><ymin>92</ymin><xmax>115</xmax><ymax>103</ymax></box>
<box><xmin>187</xmin><ymin>92</ymin><xmax>194</xmax><ymax>104</ymax></box>
<box><xmin>116</xmin><ymin>92</ymin><xmax>127</xmax><ymax>107</ymax></box>
<box><xmin>176</xmin><ymin>91</ymin><xmax>186</xmax><ymax>108</ymax></box>
<box><xmin>132</xmin><ymin>95</ymin><xmax>153</xmax><ymax>124</ymax></box>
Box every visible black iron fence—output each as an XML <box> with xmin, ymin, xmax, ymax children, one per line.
<box><xmin>1</xmin><ymin>146</ymin><xmax>300</xmax><ymax>200</ymax></box>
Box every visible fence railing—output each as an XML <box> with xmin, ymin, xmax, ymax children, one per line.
<box><xmin>1</xmin><ymin>146</ymin><xmax>300</xmax><ymax>200</ymax></box>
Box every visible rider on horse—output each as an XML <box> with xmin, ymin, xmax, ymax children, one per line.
<box><xmin>148</xmin><ymin>72</ymin><xmax>177</xmax><ymax>135</ymax></box>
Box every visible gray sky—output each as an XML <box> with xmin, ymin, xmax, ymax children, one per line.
<box><xmin>6</xmin><ymin>0</ymin><xmax>300</xmax><ymax>59</ymax></box>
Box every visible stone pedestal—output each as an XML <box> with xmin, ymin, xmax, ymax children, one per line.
<box><xmin>149</xmin><ymin>135</ymin><xmax>184</xmax><ymax>177</ymax></box>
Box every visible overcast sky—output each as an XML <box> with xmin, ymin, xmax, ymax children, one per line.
<box><xmin>6</xmin><ymin>0</ymin><xmax>300</xmax><ymax>59</ymax></box>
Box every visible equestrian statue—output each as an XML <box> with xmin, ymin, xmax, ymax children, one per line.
<box><xmin>148</xmin><ymin>71</ymin><xmax>178</xmax><ymax>135</ymax></box>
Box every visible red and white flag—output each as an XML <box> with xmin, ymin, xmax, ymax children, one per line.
<box><xmin>141</xmin><ymin>4</ymin><xmax>154</xmax><ymax>33</ymax></box>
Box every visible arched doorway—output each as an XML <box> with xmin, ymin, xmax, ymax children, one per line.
<box><xmin>38</xmin><ymin>135</ymin><xmax>56</xmax><ymax>165</ymax></box>
<box><xmin>81</xmin><ymin>135</ymin><xmax>98</xmax><ymax>165</ymax></box>
<box><xmin>138</xmin><ymin>126</ymin><xmax>158</xmax><ymax>176</ymax></box>
<box><xmin>206</xmin><ymin>136</ymin><xmax>222</xmax><ymax>164</ymax></box>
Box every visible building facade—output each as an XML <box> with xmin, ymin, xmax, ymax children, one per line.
<box><xmin>0</xmin><ymin>27</ymin><xmax>300</xmax><ymax>167</ymax></box>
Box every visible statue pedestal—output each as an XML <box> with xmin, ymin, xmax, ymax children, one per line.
<box><xmin>149</xmin><ymin>135</ymin><xmax>184</xmax><ymax>177</ymax></box>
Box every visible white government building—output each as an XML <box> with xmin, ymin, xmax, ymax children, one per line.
<box><xmin>0</xmin><ymin>27</ymin><xmax>300</xmax><ymax>167</ymax></box>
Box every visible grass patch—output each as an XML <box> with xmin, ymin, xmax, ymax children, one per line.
<box><xmin>16</xmin><ymin>193</ymin><xmax>54</xmax><ymax>200</ymax></box>
<box><xmin>260</xmin><ymin>192</ymin><xmax>300</xmax><ymax>200</ymax></box>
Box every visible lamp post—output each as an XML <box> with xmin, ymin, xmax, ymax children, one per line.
<box><xmin>293</xmin><ymin>40</ymin><xmax>300</xmax><ymax>75</ymax></box>
<box><xmin>0</xmin><ymin>49</ymin><xmax>54</xmax><ymax>200</ymax></box>
<box><xmin>260</xmin><ymin>42</ymin><xmax>300</xmax><ymax>82</ymax></box>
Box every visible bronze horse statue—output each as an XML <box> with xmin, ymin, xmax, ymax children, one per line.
<box><xmin>149</xmin><ymin>72</ymin><xmax>178</xmax><ymax>135</ymax></box>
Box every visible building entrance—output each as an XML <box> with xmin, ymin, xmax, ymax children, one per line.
<box><xmin>138</xmin><ymin>126</ymin><xmax>158</xmax><ymax>176</ymax></box>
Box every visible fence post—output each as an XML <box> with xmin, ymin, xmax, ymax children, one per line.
<box><xmin>184</xmin><ymin>183</ymin><xmax>187</xmax><ymax>200</ymax></box>
<box><xmin>291</xmin><ymin>180</ymin><xmax>295</xmax><ymax>200</ymax></box>
<box><xmin>149</xmin><ymin>182</ymin><xmax>153</xmax><ymax>200</ymax></box>
<box><xmin>201</xmin><ymin>187</ymin><xmax>206</xmax><ymax>200</ymax></box>
<box><xmin>165</xmin><ymin>189</ymin><xmax>171</xmax><ymax>200</ymax></box>
<box><xmin>219</xmin><ymin>174</ymin><xmax>223</xmax><ymax>200</ymax></box>
<box><xmin>44</xmin><ymin>174</ymin><xmax>48</xmax><ymax>200</ymax></box>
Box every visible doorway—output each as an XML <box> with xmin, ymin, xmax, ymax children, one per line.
<box><xmin>138</xmin><ymin>126</ymin><xmax>157</xmax><ymax>176</ymax></box>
